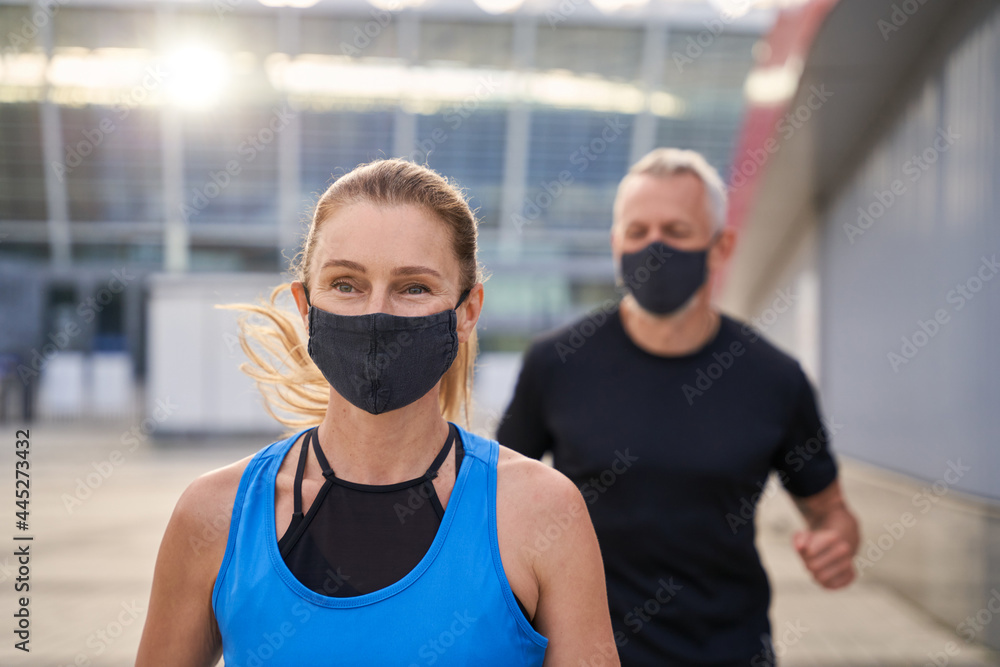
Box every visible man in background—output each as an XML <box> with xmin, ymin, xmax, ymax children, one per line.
<box><xmin>497</xmin><ymin>148</ymin><xmax>860</xmax><ymax>666</ymax></box>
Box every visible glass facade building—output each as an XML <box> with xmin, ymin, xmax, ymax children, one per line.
<box><xmin>0</xmin><ymin>0</ymin><xmax>767</xmax><ymax>410</ymax></box>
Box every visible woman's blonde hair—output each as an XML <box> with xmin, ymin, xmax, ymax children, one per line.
<box><xmin>220</xmin><ymin>158</ymin><xmax>482</xmax><ymax>434</ymax></box>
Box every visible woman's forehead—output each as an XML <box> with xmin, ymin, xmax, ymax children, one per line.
<box><xmin>310</xmin><ymin>202</ymin><xmax>458</xmax><ymax>278</ymax></box>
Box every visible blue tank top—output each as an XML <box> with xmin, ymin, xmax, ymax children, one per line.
<box><xmin>212</xmin><ymin>424</ymin><xmax>548</xmax><ymax>666</ymax></box>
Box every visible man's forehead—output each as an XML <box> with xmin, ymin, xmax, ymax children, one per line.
<box><xmin>617</xmin><ymin>172</ymin><xmax>711</xmax><ymax>225</ymax></box>
<box><xmin>622</xmin><ymin>171</ymin><xmax>705</xmax><ymax>201</ymax></box>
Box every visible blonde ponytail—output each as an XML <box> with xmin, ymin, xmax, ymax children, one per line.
<box><xmin>439</xmin><ymin>328</ymin><xmax>478</xmax><ymax>426</ymax></box>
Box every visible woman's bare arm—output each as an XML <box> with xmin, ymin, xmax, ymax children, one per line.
<box><xmin>498</xmin><ymin>451</ymin><xmax>620</xmax><ymax>667</ymax></box>
<box><xmin>135</xmin><ymin>458</ymin><xmax>251</xmax><ymax>667</ymax></box>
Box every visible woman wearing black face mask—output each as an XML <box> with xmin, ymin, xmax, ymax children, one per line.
<box><xmin>136</xmin><ymin>159</ymin><xmax>619</xmax><ymax>667</ymax></box>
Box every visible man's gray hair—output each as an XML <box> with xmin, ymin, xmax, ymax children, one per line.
<box><xmin>615</xmin><ymin>148</ymin><xmax>728</xmax><ymax>232</ymax></box>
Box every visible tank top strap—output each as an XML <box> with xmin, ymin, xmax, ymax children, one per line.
<box><xmin>424</xmin><ymin>423</ymin><xmax>457</xmax><ymax>481</ymax></box>
<box><xmin>291</xmin><ymin>428</ymin><xmax>314</xmax><ymax>516</ymax></box>
<box><xmin>308</xmin><ymin>426</ymin><xmax>334</xmax><ymax>479</ymax></box>
<box><xmin>304</xmin><ymin>423</ymin><xmax>457</xmax><ymax>484</ymax></box>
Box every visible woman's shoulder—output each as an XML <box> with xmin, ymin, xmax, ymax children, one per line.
<box><xmin>458</xmin><ymin>428</ymin><xmax>580</xmax><ymax>500</ymax></box>
<box><xmin>178</xmin><ymin>455</ymin><xmax>256</xmax><ymax>519</ymax></box>
<box><xmin>141</xmin><ymin>451</ymin><xmax>263</xmax><ymax>613</ymax></box>
<box><xmin>169</xmin><ymin>454</ymin><xmax>258</xmax><ymax>562</ymax></box>
<box><xmin>496</xmin><ymin>446</ymin><xmax>580</xmax><ymax>501</ymax></box>
<box><xmin>495</xmin><ymin>445</ymin><xmax>590</xmax><ymax>541</ymax></box>
<box><xmin>169</xmin><ymin>432</ymin><xmax>299</xmax><ymax>564</ymax></box>
<box><xmin>493</xmin><ymin>444</ymin><xmax>596</xmax><ymax>615</ymax></box>
<box><xmin>174</xmin><ymin>431</ymin><xmax>302</xmax><ymax>530</ymax></box>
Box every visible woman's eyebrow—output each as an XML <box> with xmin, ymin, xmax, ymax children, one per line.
<box><xmin>392</xmin><ymin>265</ymin><xmax>442</xmax><ymax>279</ymax></box>
<box><xmin>320</xmin><ymin>260</ymin><xmax>442</xmax><ymax>279</ymax></box>
<box><xmin>320</xmin><ymin>259</ymin><xmax>366</xmax><ymax>272</ymax></box>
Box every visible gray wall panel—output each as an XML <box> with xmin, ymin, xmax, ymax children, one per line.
<box><xmin>820</xmin><ymin>8</ymin><xmax>1000</xmax><ymax>499</ymax></box>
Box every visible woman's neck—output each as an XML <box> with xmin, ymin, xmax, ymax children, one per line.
<box><xmin>315</xmin><ymin>391</ymin><xmax>451</xmax><ymax>485</ymax></box>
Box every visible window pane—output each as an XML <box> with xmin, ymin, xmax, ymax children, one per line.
<box><xmin>62</xmin><ymin>106</ymin><xmax>162</xmax><ymax>222</ymax></box>
<box><xmin>662</xmin><ymin>31</ymin><xmax>759</xmax><ymax>90</ymax></box>
<box><xmin>655</xmin><ymin>106</ymin><xmax>745</xmax><ymax>183</ymax></box>
<box><xmin>0</xmin><ymin>242</ymin><xmax>48</xmax><ymax>262</ymax></box>
<box><xmin>54</xmin><ymin>8</ymin><xmax>157</xmax><ymax>50</ymax></box>
<box><xmin>300</xmin><ymin>109</ymin><xmax>395</xmax><ymax>206</ymax></box>
<box><xmin>182</xmin><ymin>107</ymin><xmax>281</xmax><ymax>224</ymax></box>
<box><xmin>1</xmin><ymin>5</ymin><xmax>43</xmax><ymax>53</ymax></box>
<box><xmin>658</xmin><ymin>31</ymin><xmax>757</xmax><ymax>183</ymax></box>
<box><xmin>190</xmin><ymin>245</ymin><xmax>279</xmax><ymax>272</ymax></box>
<box><xmin>417</xmin><ymin>109</ymin><xmax>506</xmax><ymax>227</ymax></box>
<box><xmin>300</xmin><ymin>16</ymin><xmax>397</xmax><ymax>59</ymax></box>
<box><xmin>0</xmin><ymin>103</ymin><xmax>46</xmax><ymax>220</ymax></box>
<box><xmin>524</xmin><ymin>109</ymin><xmax>633</xmax><ymax>231</ymax></box>
<box><xmin>535</xmin><ymin>26</ymin><xmax>643</xmax><ymax>82</ymax></box>
<box><xmin>72</xmin><ymin>242</ymin><xmax>162</xmax><ymax>268</ymax></box>
<box><xmin>170</xmin><ymin>11</ymin><xmax>277</xmax><ymax>56</ymax></box>
<box><xmin>419</xmin><ymin>21</ymin><xmax>512</xmax><ymax>69</ymax></box>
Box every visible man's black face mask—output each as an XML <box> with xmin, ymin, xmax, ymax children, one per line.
<box><xmin>620</xmin><ymin>237</ymin><xmax>716</xmax><ymax>315</ymax></box>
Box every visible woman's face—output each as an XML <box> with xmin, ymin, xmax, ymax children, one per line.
<box><xmin>304</xmin><ymin>201</ymin><xmax>467</xmax><ymax>318</ymax></box>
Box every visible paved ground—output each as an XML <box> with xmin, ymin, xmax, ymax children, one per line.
<box><xmin>1</xmin><ymin>421</ymin><xmax>997</xmax><ymax>666</ymax></box>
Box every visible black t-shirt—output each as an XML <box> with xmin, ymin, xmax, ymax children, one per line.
<box><xmin>497</xmin><ymin>305</ymin><xmax>837</xmax><ymax>667</ymax></box>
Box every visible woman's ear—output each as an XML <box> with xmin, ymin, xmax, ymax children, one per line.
<box><xmin>456</xmin><ymin>283</ymin><xmax>484</xmax><ymax>345</ymax></box>
<box><xmin>291</xmin><ymin>281</ymin><xmax>309</xmax><ymax>324</ymax></box>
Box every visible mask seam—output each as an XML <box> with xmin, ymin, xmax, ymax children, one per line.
<box><xmin>368</xmin><ymin>314</ymin><xmax>379</xmax><ymax>414</ymax></box>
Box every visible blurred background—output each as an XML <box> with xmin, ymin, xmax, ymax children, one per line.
<box><xmin>0</xmin><ymin>0</ymin><xmax>998</xmax><ymax>664</ymax></box>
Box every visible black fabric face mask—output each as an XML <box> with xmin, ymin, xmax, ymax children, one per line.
<box><xmin>619</xmin><ymin>238</ymin><xmax>715</xmax><ymax>315</ymax></box>
<box><xmin>306</xmin><ymin>288</ymin><xmax>470</xmax><ymax>415</ymax></box>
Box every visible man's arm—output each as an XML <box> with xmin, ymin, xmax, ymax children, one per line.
<box><xmin>791</xmin><ymin>479</ymin><xmax>860</xmax><ymax>589</ymax></box>
<box><xmin>771</xmin><ymin>365</ymin><xmax>859</xmax><ymax>589</ymax></box>
<box><xmin>496</xmin><ymin>342</ymin><xmax>554</xmax><ymax>459</ymax></box>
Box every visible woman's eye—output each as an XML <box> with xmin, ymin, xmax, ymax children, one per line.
<box><xmin>406</xmin><ymin>284</ymin><xmax>429</xmax><ymax>295</ymax></box>
<box><xmin>333</xmin><ymin>282</ymin><xmax>354</xmax><ymax>293</ymax></box>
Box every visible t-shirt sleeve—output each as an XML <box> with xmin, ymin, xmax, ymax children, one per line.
<box><xmin>495</xmin><ymin>342</ymin><xmax>554</xmax><ymax>460</ymax></box>
<box><xmin>771</xmin><ymin>365</ymin><xmax>838</xmax><ymax>498</ymax></box>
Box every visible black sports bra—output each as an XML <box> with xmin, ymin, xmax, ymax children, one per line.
<box><xmin>277</xmin><ymin>424</ymin><xmax>533</xmax><ymax>622</ymax></box>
